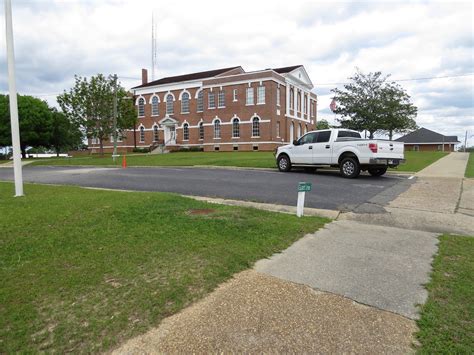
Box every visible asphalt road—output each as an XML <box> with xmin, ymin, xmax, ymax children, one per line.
<box><xmin>0</xmin><ymin>166</ymin><xmax>413</xmax><ymax>212</ymax></box>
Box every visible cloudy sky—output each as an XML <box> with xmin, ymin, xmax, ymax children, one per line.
<box><xmin>0</xmin><ymin>0</ymin><xmax>473</xmax><ymax>145</ymax></box>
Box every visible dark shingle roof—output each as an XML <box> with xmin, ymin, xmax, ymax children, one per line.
<box><xmin>132</xmin><ymin>66</ymin><xmax>242</xmax><ymax>89</ymax></box>
<box><xmin>272</xmin><ymin>65</ymin><xmax>302</xmax><ymax>74</ymax></box>
<box><xmin>395</xmin><ymin>127</ymin><xmax>459</xmax><ymax>143</ymax></box>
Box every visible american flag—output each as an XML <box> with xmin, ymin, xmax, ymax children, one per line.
<box><xmin>329</xmin><ymin>98</ymin><xmax>337</xmax><ymax>112</ymax></box>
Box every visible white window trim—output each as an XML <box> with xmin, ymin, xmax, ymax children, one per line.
<box><xmin>233</xmin><ymin>89</ymin><xmax>238</xmax><ymax>102</ymax></box>
<box><xmin>217</xmin><ymin>90</ymin><xmax>225</xmax><ymax>108</ymax></box>
<box><xmin>257</xmin><ymin>86</ymin><xmax>265</xmax><ymax>105</ymax></box>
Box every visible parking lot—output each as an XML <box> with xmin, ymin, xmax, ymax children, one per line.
<box><xmin>0</xmin><ymin>166</ymin><xmax>413</xmax><ymax>212</ymax></box>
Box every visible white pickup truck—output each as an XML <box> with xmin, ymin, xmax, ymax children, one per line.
<box><xmin>275</xmin><ymin>129</ymin><xmax>405</xmax><ymax>178</ymax></box>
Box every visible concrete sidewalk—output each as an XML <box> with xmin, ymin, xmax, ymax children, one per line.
<box><xmin>113</xmin><ymin>271</ymin><xmax>417</xmax><ymax>354</ymax></box>
<box><xmin>416</xmin><ymin>152</ymin><xmax>469</xmax><ymax>178</ymax></box>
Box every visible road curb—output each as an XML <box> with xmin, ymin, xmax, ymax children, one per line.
<box><xmin>185</xmin><ymin>195</ymin><xmax>339</xmax><ymax>219</ymax></box>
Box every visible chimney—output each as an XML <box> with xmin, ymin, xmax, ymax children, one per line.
<box><xmin>141</xmin><ymin>69</ymin><xmax>148</xmax><ymax>85</ymax></box>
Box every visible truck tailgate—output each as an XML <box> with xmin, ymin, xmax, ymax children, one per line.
<box><xmin>375</xmin><ymin>140</ymin><xmax>404</xmax><ymax>159</ymax></box>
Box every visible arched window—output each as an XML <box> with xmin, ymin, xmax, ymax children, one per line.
<box><xmin>140</xmin><ymin>126</ymin><xmax>145</xmax><ymax>143</ymax></box>
<box><xmin>151</xmin><ymin>96</ymin><xmax>159</xmax><ymax>116</ymax></box>
<box><xmin>232</xmin><ymin>118</ymin><xmax>240</xmax><ymax>138</ymax></box>
<box><xmin>199</xmin><ymin>122</ymin><xmax>204</xmax><ymax>140</ymax></box>
<box><xmin>138</xmin><ymin>97</ymin><xmax>145</xmax><ymax>117</ymax></box>
<box><xmin>303</xmin><ymin>94</ymin><xmax>308</xmax><ymax>114</ymax></box>
<box><xmin>214</xmin><ymin>119</ymin><xmax>221</xmax><ymax>139</ymax></box>
<box><xmin>183</xmin><ymin>123</ymin><xmax>189</xmax><ymax>140</ymax></box>
<box><xmin>166</xmin><ymin>94</ymin><xmax>174</xmax><ymax>115</ymax></box>
<box><xmin>298</xmin><ymin>123</ymin><xmax>302</xmax><ymax>138</ymax></box>
<box><xmin>197</xmin><ymin>91</ymin><xmax>204</xmax><ymax>112</ymax></box>
<box><xmin>290</xmin><ymin>88</ymin><xmax>294</xmax><ymax>109</ymax></box>
<box><xmin>181</xmin><ymin>92</ymin><xmax>190</xmax><ymax>113</ymax></box>
<box><xmin>297</xmin><ymin>92</ymin><xmax>301</xmax><ymax>112</ymax></box>
<box><xmin>153</xmin><ymin>125</ymin><xmax>159</xmax><ymax>141</ymax></box>
<box><xmin>252</xmin><ymin>117</ymin><xmax>260</xmax><ymax>137</ymax></box>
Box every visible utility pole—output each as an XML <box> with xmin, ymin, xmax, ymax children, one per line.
<box><xmin>464</xmin><ymin>131</ymin><xmax>468</xmax><ymax>152</ymax></box>
<box><xmin>112</xmin><ymin>74</ymin><xmax>118</xmax><ymax>162</ymax></box>
<box><xmin>4</xmin><ymin>0</ymin><xmax>23</xmax><ymax>197</ymax></box>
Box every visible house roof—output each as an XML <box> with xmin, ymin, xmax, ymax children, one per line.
<box><xmin>272</xmin><ymin>65</ymin><xmax>303</xmax><ymax>74</ymax></box>
<box><xmin>395</xmin><ymin>127</ymin><xmax>460</xmax><ymax>144</ymax></box>
<box><xmin>132</xmin><ymin>66</ymin><xmax>242</xmax><ymax>89</ymax></box>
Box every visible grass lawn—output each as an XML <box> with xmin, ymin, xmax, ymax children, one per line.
<box><xmin>465</xmin><ymin>152</ymin><xmax>474</xmax><ymax>178</ymax></box>
<box><xmin>31</xmin><ymin>150</ymin><xmax>448</xmax><ymax>173</ymax></box>
<box><xmin>0</xmin><ymin>182</ymin><xmax>328</xmax><ymax>353</ymax></box>
<box><xmin>30</xmin><ymin>151</ymin><xmax>277</xmax><ymax>169</ymax></box>
<box><xmin>390</xmin><ymin>151</ymin><xmax>448</xmax><ymax>173</ymax></box>
<box><xmin>416</xmin><ymin>234</ymin><xmax>473</xmax><ymax>353</ymax></box>
<box><xmin>0</xmin><ymin>160</ymin><xmax>10</xmax><ymax>164</ymax></box>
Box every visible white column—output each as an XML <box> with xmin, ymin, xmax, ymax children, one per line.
<box><xmin>285</xmin><ymin>83</ymin><xmax>290</xmax><ymax>116</ymax></box>
<box><xmin>307</xmin><ymin>92</ymin><xmax>311</xmax><ymax>120</ymax></box>
<box><xmin>293</xmin><ymin>87</ymin><xmax>298</xmax><ymax>117</ymax></box>
<box><xmin>5</xmin><ymin>0</ymin><xmax>23</xmax><ymax>197</ymax></box>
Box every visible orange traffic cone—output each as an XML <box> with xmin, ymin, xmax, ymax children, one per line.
<box><xmin>122</xmin><ymin>155</ymin><xmax>127</xmax><ymax>169</ymax></box>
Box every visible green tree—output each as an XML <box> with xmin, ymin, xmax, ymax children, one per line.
<box><xmin>0</xmin><ymin>94</ymin><xmax>53</xmax><ymax>158</ymax></box>
<box><xmin>50</xmin><ymin>109</ymin><xmax>83</xmax><ymax>156</ymax></box>
<box><xmin>57</xmin><ymin>74</ymin><xmax>135</xmax><ymax>155</ymax></box>
<box><xmin>316</xmin><ymin>119</ymin><xmax>330</xmax><ymax>130</ymax></box>
<box><xmin>380</xmin><ymin>82</ymin><xmax>418</xmax><ymax>140</ymax></box>
<box><xmin>331</xmin><ymin>70</ymin><xmax>417</xmax><ymax>139</ymax></box>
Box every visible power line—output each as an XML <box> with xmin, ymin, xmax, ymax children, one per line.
<box><xmin>317</xmin><ymin>73</ymin><xmax>474</xmax><ymax>86</ymax></box>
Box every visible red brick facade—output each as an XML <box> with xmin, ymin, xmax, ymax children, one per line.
<box><xmin>88</xmin><ymin>66</ymin><xmax>317</xmax><ymax>153</ymax></box>
<box><xmin>404</xmin><ymin>143</ymin><xmax>456</xmax><ymax>152</ymax></box>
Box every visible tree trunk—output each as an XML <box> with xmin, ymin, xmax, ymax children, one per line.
<box><xmin>56</xmin><ymin>147</ymin><xmax>60</xmax><ymax>157</ymax></box>
<box><xmin>389</xmin><ymin>130</ymin><xmax>393</xmax><ymax>141</ymax></box>
<box><xmin>21</xmin><ymin>146</ymin><xmax>26</xmax><ymax>159</ymax></box>
<box><xmin>99</xmin><ymin>139</ymin><xmax>104</xmax><ymax>156</ymax></box>
<box><xmin>369</xmin><ymin>131</ymin><xmax>374</xmax><ymax>139</ymax></box>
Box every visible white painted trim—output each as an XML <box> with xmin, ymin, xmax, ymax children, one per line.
<box><xmin>165</xmin><ymin>91</ymin><xmax>176</xmax><ymax>101</ymax></box>
<box><xmin>178</xmin><ymin>89</ymin><xmax>191</xmax><ymax>101</ymax></box>
<box><xmin>148</xmin><ymin>94</ymin><xmax>160</xmax><ymax>104</ymax></box>
<box><xmin>195</xmin><ymin>88</ymin><xmax>203</xmax><ymax>99</ymax></box>
<box><xmin>202</xmin><ymin>77</ymin><xmax>285</xmax><ymax>90</ymax></box>
<box><xmin>136</xmin><ymin>95</ymin><xmax>146</xmax><ymax>106</ymax></box>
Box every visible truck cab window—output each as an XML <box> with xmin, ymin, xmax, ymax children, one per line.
<box><xmin>298</xmin><ymin>132</ymin><xmax>317</xmax><ymax>145</ymax></box>
<box><xmin>316</xmin><ymin>131</ymin><xmax>331</xmax><ymax>143</ymax></box>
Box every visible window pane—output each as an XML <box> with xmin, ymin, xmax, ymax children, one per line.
<box><xmin>199</xmin><ymin>122</ymin><xmax>204</xmax><ymax>140</ymax></box>
<box><xmin>277</xmin><ymin>87</ymin><xmax>280</xmax><ymax>106</ymax></box>
<box><xmin>252</xmin><ymin>117</ymin><xmax>260</xmax><ymax>137</ymax></box>
<box><xmin>337</xmin><ymin>130</ymin><xmax>361</xmax><ymax>139</ymax></box>
<box><xmin>140</xmin><ymin>127</ymin><xmax>145</xmax><ymax>142</ymax></box>
<box><xmin>257</xmin><ymin>86</ymin><xmax>265</xmax><ymax>104</ymax></box>
<box><xmin>153</xmin><ymin>126</ymin><xmax>159</xmax><ymax>141</ymax></box>
<box><xmin>214</xmin><ymin>120</ymin><xmax>221</xmax><ymax>138</ymax></box>
<box><xmin>208</xmin><ymin>93</ymin><xmax>215</xmax><ymax>108</ymax></box>
<box><xmin>166</xmin><ymin>95</ymin><xmax>173</xmax><ymax>114</ymax></box>
<box><xmin>197</xmin><ymin>91</ymin><xmax>203</xmax><ymax>112</ymax></box>
<box><xmin>151</xmin><ymin>96</ymin><xmax>159</xmax><ymax>116</ymax></box>
<box><xmin>181</xmin><ymin>93</ymin><xmax>190</xmax><ymax>113</ymax></box>
<box><xmin>183</xmin><ymin>124</ymin><xmax>189</xmax><ymax>140</ymax></box>
<box><xmin>316</xmin><ymin>130</ymin><xmax>331</xmax><ymax>143</ymax></box>
<box><xmin>232</xmin><ymin>118</ymin><xmax>239</xmax><ymax>138</ymax></box>
<box><xmin>138</xmin><ymin>98</ymin><xmax>145</xmax><ymax>117</ymax></box>
<box><xmin>233</xmin><ymin>89</ymin><xmax>237</xmax><ymax>101</ymax></box>
<box><xmin>246</xmin><ymin>87</ymin><xmax>254</xmax><ymax>105</ymax></box>
<box><xmin>218</xmin><ymin>90</ymin><xmax>225</xmax><ymax>107</ymax></box>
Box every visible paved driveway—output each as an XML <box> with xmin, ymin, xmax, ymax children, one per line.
<box><xmin>0</xmin><ymin>166</ymin><xmax>413</xmax><ymax>211</ymax></box>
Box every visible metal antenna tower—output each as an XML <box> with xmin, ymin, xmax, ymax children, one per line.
<box><xmin>151</xmin><ymin>12</ymin><xmax>157</xmax><ymax>81</ymax></box>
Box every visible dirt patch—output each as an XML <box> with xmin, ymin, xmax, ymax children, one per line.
<box><xmin>186</xmin><ymin>209</ymin><xmax>215</xmax><ymax>215</ymax></box>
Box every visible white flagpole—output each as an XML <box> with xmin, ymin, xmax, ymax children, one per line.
<box><xmin>4</xmin><ymin>0</ymin><xmax>24</xmax><ymax>196</ymax></box>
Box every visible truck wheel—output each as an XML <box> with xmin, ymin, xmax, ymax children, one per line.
<box><xmin>340</xmin><ymin>157</ymin><xmax>360</xmax><ymax>178</ymax></box>
<box><xmin>368</xmin><ymin>167</ymin><xmax>388</xmax><ymax>177</ymax></box>
<box><xmin>277</xmin><ymin>155</ymin><xmax>292</xmax><ymax>172</ymax></box>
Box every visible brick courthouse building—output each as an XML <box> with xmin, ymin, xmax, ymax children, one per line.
<box><xmin>89</xmin><ymin>65</ymin><xmax>317</xmax><ymax>152</ymax></box>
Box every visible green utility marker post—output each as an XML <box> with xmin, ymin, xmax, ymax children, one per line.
<box><xmin>297</xmin><ymin>182</ymin><xmax>312</xmax><ymax>217</ymax></box>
